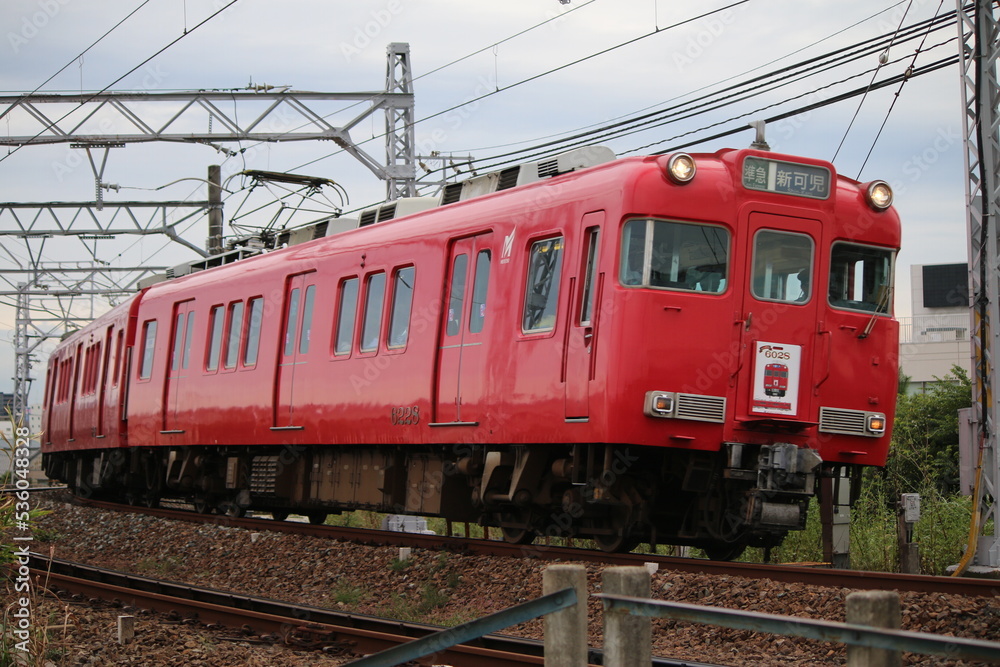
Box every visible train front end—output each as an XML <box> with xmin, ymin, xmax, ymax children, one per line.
<box><xmin>609</xmin><ymin>148</ymin><xmax>900</xmax><ymax>556</ymax></box>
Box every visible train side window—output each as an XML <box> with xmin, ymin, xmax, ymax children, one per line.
<box><xmin>170</xmin><ymin>312</ymin><xmax>185</xmax><ymax>372</ymax></box>
<box><xmin>751</xmin><ymin>230</ymin><xmax>813</xmax><ymax>303</ymax></box>
<box><xmin>224</xmin><ymin>301</ymin><xmax>244</xmax><ymax>369</ymax></box>
<box><xmin>244</xmin><ymin>297</ymin><xmax>264</xmax><ymax>365</ymax></box>
<box><xmin>470</xmin><ymin>251</ymin><xmax>490</xmax><ymax>334</ymax></box>
<box><xmin>389</xmin><ymin>267</ymin><xmax>415</xmax><ymax>348</ymax></box>
<box><xmin>829</xmin><ymin>242</ymin><xmax>894</xmax><ymax>313</ymax></box>
<box><xmin>139</xmin><ymin>320</ymin><xmax>157</xmax><ymax>380</ymax></box>
<box><xmin>522</xmin><ymin>237</ymin><xmax>564</xmax><ymax>333</ymax></box>
<box><xmin>206</xmin><ymin>305</ymin><xmax>224</xmax><ymax>371</ymax></box>
<box><xmin>361</xmin><ymin>272</ymin><xmax>386</xmax><ymax>352</ymax></box>
<box><xmin>334</xmin><ymin>277</ymin><xmax>359</xmax><ymax>356</ymax></box>
<box><xmin>580</xmin><ymin>228</ymin><xmax>599</xmax><ymax>325</ymax></box>
<box><xmin>299</xmin><ymin>286</ymin><xmax>315</xmax><ymax>355</ymax></box>
<box><xmin>620</xmin><ymin>218</ymin><xmax>729</xmax><ymax>292</ymax></box>
<box><xmin>446</xmin><ymin>254</ymin><xmax>468</xmax><ymax>337</ymax></box>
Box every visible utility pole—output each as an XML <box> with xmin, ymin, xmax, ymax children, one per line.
<box><xmin>956</xmin><ymin>0</ymin><xmax>1000</xmax><ymax>573</ymax></box>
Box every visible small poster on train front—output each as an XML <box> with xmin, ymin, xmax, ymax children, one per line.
<box><xmin>750</xmin><ymin>341</ymin><xmax>801</xmax><ymax>416</ymax></box>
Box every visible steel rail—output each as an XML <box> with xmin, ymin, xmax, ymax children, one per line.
<box><xmin>74</xmin><ymin>497</ymin><xmax>1000</xmax><ymax>598</ymax></box>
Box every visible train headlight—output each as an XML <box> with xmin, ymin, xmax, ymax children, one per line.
<box><xmin>644</xmin><ymin>391</ymin><xmax>675</xmax><ymax>418</ymax></box>
<box><xmin>866</xmin><ymin>413</ymin><xmax>886</xmax><ymax>435</ymax></box>
<box><xmin>865</xmin><ymin>181</ymin><xmax>893</xmax><ymax>210</ymax></box>
<box><xmin>666</xmin><ymin>153</ymin><xmax>696</xmax><ymax>184</ymax></box>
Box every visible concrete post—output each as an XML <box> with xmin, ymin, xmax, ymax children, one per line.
<box><xmin>117</xmin><ymin>615</ymin><xmax>135</xmax><ymax>644</ymax></box>
<box><xmin>846</xmin><ymin>590</ymin><xmax>901</xmax><ymax>667</ymax></box>
<box><xmin>603</xmin><ymin>566</ymin><xmax>652</xmax><ymax>667</ymax></box>
<box><xmin>544</xmin><ymin>564</ymin><xmax>587</xmax><ymax>667</ymax></box>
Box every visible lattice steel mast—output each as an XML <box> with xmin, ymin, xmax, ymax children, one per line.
<box><xmin>957</xmin><ymin>0</ymin><xmax>1000</xmax><ymax>571</ymax></box>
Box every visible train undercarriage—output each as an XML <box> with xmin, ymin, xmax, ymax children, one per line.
<box><xmin>44</xmin><ymin>440</ymin><xmax>823</xmax><ymax>559</ymax></box>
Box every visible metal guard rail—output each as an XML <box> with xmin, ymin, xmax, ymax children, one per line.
<box><xmin>345</xmin><ymin>588</ymin><xmax>578</xmax><ymax>666</ymax></box>
<box><xmin>596</xmin><ymin>593</ymin><xmax>1000</xmax><ymax>663</ymax></box>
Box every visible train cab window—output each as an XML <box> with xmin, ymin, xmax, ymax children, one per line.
<box><xmin>224</xmin><ymin>301</ymin><xmax>244</xmax><ymax>369</ymax></box>
<box><xmin>181</xmin><ymin>312</ymin><xmax>195</xmax><ymax>370</ymax></box>
<box><xmin>620</xmin><ymin>219</ymin><xmax>728</xmax><ymax>293</ymax></box>
<box><xmin>113</xmin><ymin>329</ymin><xmax>123</xmax><ymax>387</ymax></box>
<box><xmin>470</xmin><ymin>251</ymin><xmax>491</xmax><ymax>334</ymax></box>
<box><xmin>361</xmin><ymin>272</ymin><xmax>386</xmax><ymax>352</ymax></box>
<box><xmin>334</xmin><ymin>277</ymin><xmax>359</xmax><ymax>355</ymax></box>
<box><xmin>751</xmin><ymin>230</ymin><xmax>813</xmax><ymax>303</ymax></box>
<box><xmin>522</xmin><ymin>237</ymin><xmax>564</xmax><ymax>333</ymax></box>
<box><xmin>389</xmin><ymin>267</ymin><xmax>415</xmax><ymax>348</ymax></box>
<box><xmin>206</xmin><ymin>305</ymin><xmax>224</xmax><ymax>371</ymax></box>
<box><xmin>829</xmin><ymin>242</ymin><xmax>894</xmax><ymax>313</ymax></box>
<box><xmin>139</xmin><ymin>320</ymin><xmax>157</xmax><ymax>379</ymax></box>
<box><xmin>244</xmin><ymin>297</ymin><xmax>264</xmax><ymax>365</ymax></box>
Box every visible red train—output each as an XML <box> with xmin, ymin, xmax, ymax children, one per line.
<box><xmin>41</xmin><ymin>145</ymin><xmax>900</xmax><ymax>557</ymax></box>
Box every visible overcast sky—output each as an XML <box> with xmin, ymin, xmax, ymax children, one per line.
<box><xmin>0</xmin><ymin>0</ymin><xmax>970</xmax><ymax>400</ymax></box>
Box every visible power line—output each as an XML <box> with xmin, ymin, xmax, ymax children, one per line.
<box><xmin>0</xmin><ymin>0</ymin><xmax>241</xmax><ymax>165</ymax></box>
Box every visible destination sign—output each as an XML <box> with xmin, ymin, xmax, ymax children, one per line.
<box><xmin>742</xmin><ymin>156</ymin><xmax>831</xmax><ymax>200</ymax></box>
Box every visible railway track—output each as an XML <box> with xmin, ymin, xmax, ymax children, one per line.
<box><xmin>28</xmin><ymin>552</ymin><xmax>722</xmax><ymax>667</ymax></box>
<box><xmin>76</xmin><ymin>497</ymin><xmax>1000</xmax><ymax>598</ymax></box>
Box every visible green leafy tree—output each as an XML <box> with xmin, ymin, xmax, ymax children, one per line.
<box><xmin>873</xmin><ymin>365</ymin><xmax>971</xmax><ymax>499</ymax></box>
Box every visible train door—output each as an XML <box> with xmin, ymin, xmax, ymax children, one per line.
<box><xmin>96</xmin><ymin>324</ymin><xmax>113</xmax><ymax>438</ymax></box>
<box><xmin>434</xmin><ymin>233</ymin><xmax>493</xmax><ymax>425</ymax></box>
<box><xmin>275</xmin><ymin>273</ymin><xmax>317</xmax><ymax>429</ymax></box>
<box><xmin>163</xmin><ymin>300</ymin><xmax>196</xmax><ymax>432</ymax></box>
<box><xmin>736</xmin><ymin>212</ymin><xmax>821</xmax><ymax>421</ymax></box>
<box><xmin>564</xmin><ymin>214</ymin><xmax>604</xmax><ymax>420</ymax></box>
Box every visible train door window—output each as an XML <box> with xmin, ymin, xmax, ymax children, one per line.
<box><xmin>580</xmin><ymin>229</ymin><xmax>600</xmax><ymax>325</ymax></box>
<box><xmin>139</xmin><ymin>320</ymin><xmax>157</xmax><ymax>380</ymax></box>
<box><xmin>206</xmin><ymin>305</ymin><xmax>224</xmax><ymax>371</ymax></box>
<box><xmin>829</xmin><ymin>242</ymin><xmax>894</xmax><ymax>313</ymax></box>
<box><xmin>361</xmin><ymin>272</ymin><xmax>386</xmax><ymax>352</ymax></box>
<box><xmin>388</xmin><ymin>266</ymin><xmax>415</xmax><ymax>348</ymax></box>
<box><xmin>299</xmin><ymin>286</ymin><xmax>315</xmax><ymax>355</ymax></box>
<box><xmin>334</xmin><ymin>277</ymin><xmax>359</xmax><ymax>356</ymax></box>
<box><xmin>113</xmin><ymin>330</ymin><xmax>123</xmax><ymax>387</ymax></box>
<box><xmin>244</xmin><ymin>297</ymin><xmax>264</xmax><ymax>365</ymax></box>
<box><xmin>470</xmin><ymin>251</ymin><xmax>490</xmax><ymax>334</ymax></box>
<box><xmin>181</xmin><ymin>311</ymin><xmax>195</xmax><ymax>370</ymax></box>
<box><xmin>522</xmin><ymin>237</ymin><xmax>564</xmax><ymax>333</ymax></box>
<box><xmin>224</xmin><ymin>301</ymin><xmax>244</xmax><ymax>369</ymax></box>
<box><xmin>446</xmin><ymin>254</ymin><xmax>468</xmax><ymax>337</ymax></box>
<box><xmin>751</xmin><ymin>230</ymin><xmax>813</xmax><ymax>303</ymax></box>
<box><xmin>283</xmin><ymin>288</ymin><xmax>301</xmax><ymax>357</ymax></box>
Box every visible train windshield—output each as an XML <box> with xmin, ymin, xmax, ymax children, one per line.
<box><xmin>829</xmin><ymin>242</ymin><xmax>894</xmax><ymax>314</ymax></box>
<box><xmin>619</xmin><ymin>218</ymin><xmax>729</xmax><ymax>293</ymax></box>
<box><xmin>751</xmin><ymin>230</ymin><xmax>813</xmax><ymax>303</ymax></box>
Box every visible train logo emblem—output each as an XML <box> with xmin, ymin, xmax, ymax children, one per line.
<box><xmin>501</xmin><ymin>230</ymin><xmax>515</xmax><ymax>264</ymax></box>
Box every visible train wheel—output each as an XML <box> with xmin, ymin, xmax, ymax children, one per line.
<box><xmin>593</xmin><ymin>528</ymin><xmax>640</xmax><ymax>553</ymax></box>
<box><xmin>125</xmin><ymin>492</ymin><xmax>139</xmax><ymax>506</ymax></box>
<box><xmin>501</xmin><ymin>525</ymin><xmax>537</xmax><ymax>545</ymax></box>
<box><xmin>143</xmin><ymin>495</ymin><xmax>160</xmax><ymax>509</ymax></box>
<box><xmin>217</xmin><ymin>501</ymin><xmax>245</xmax><ymax>518</ymax></box>
<box><xmin>192</xmin><ymin>497</ymin><xmax>212</xmax><ymax>514</ymax></box>
<box><xmin>271</xmin><ymin>510</ymin><xmax>290</xmax><ymax>521</ymax></box>
<box><xmin>703</xmin><ymin>541</ymin><xmax>747</xmax><ymax>561</ymax></box>
<box><xmin>306</xmin><ymin>512</ymin><xmax>328</xmax><ymax>525</ymax></box>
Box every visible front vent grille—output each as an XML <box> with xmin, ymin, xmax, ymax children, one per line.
<box><xmin>819</xmin><ymin>407</ymin><xmax>867</xmax><ymax>436</ymax></box>
<box><xmin>497</xmin><ymin>167</ymin><xmax>520</xmax><ymax>190</ymax></box>
<box><xmin>676</xmin><ymin>393</ymin><xmax>726</xmax><ymax>423</ymax></box>
<box><xmin>441</xmin><ymin>183</ymin><xmax>463</xmax><ymax>205</ymax></box>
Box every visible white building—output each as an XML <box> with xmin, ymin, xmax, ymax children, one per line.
<box><xmin>898</xmin><ymin>263</ymin><xmax>972</xmax><ymax>393</ymax></box>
